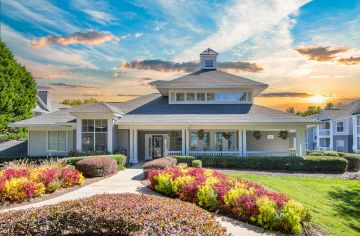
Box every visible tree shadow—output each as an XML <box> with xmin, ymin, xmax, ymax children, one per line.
<box><xmin>328</xmin><ymin>185</ymin><xmax>360</xmax><ymax>233</ymax></box>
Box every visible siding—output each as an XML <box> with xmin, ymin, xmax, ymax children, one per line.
<box><xmin>333</xmin><ymin>135</ymin><xmax>353</xmax><ymax>153</ymax></box>
<box><xmin>246</xmin><ymin>131</ymin><xmax>292</xmax><ymax>151</ymax></box>
<box><xmin>118</xmin><ymin>129</ymin><xmax>129</xmax><ymax>153</ymax></box>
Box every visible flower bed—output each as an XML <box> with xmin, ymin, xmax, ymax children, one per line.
<box><xmin>0</xmin><ymin>193</ymin><xmax>226</xmax><ymax>235</ymax></box>
<box><xmin>147</xmin><ymin>167</ymin><xmax>310</xmax><ymax>234</ymax></box>
<box><xmin>0</xmin><ymin>165</ymin><xmax>84</xmax><ymax>202</ymax></box>
<box><xmin>143</xmin><ymin>156</ymin><xmax>177</xmax><ymax>178</ymax></box>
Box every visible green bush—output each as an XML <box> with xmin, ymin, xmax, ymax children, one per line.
<box><xmin>173</xmin><ymin>155</ymin><xmax>195</xmax><ymax>166</ymax></box>
<box><xmin>177</xmin><ymin>163</ymin><xmax>188</xmax><ymax>167</ymax></box>
<box><xmin>196</xmin><ymin>156</ymin><xmax>347</xmax><ymax>173</ymax></box>
<box><xmin>342</xmin><ymin>154</ymin><xmax>360</xmax><ymax>171</ymax></box>
<box><xmin>323</xmin><ymin>151</ymin><xmax>339</xmax><ymax>157</ymax></box>
<box><xmin>308</xmin><ymin>151</ymin><xmax>324</xmax><ymax>156</ymax></box>
<box><xmin>62</xmin><ymin>154</ymin><xmax>126</xmax><ymax>169</ymax></box>
<box><xmin>192</xmin><ymin>160</ymin><xmax>202</xmax><ymax>167</ymax></box>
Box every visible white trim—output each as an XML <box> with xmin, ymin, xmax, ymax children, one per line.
<box><xmin>27</xmin><ymin>129</ymin><xmax>30</xmax><ymax>156</ymax></box>
<box><xmin>242</xmin><ymin>130</ymin><xmax>247</xmax><ymax>156</ymax></box>
<box><xmin>133</xmin><ymin>129</ymin><xmax>138</xmax><ymax>163</ymax></box>
<box><xmin>129</xmin><ymin>129</ymin><xmax>134</xmax><ymax>163</ymax></box>
<box><xmin>181</xmin><ymin>129</ymin><xmax>186</xmax><ymax>155</ymax></box>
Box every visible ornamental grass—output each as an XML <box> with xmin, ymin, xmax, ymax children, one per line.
<box><xmin>147</xmin><ymin>167</ymin><xmax>310</xmax><ymax>234</ymax></box>
<box><xmin>0</xmin><ymin>193</ymin><xmax>226</xmax><ymax>236</ymax></box>
<box><xmin>0</xmin><ymin>161</ymin><xmax>84</xmax><ymax>202</ymax></box>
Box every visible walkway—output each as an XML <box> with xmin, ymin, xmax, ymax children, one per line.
<box><xmin>1</xmin><ymin>165</ymin><xmax>279</xmax><ymax>236</ymax></box>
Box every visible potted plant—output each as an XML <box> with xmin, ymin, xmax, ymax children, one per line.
<box><xmin>197</xmin><ymin>129</ymin><xmax>205</xmax><ymax>140</ymax></box>
<box><xmin>222</xmin><ymin>132</ymin><xmax>232</xmax><ymax>149</ymax></box>
<box><xmin>253</xmin><ymin>131</ymin><xmax>262</xmax><ymax>140</ymax></box>
<box><xmin>278</xmin><ymin>130</ymin><xmax>289</xmax><ymax>140</ymax></box>
<box><xmin>169</xmin><ymin>131</ymin><xmax>177</xmax><ymax>139</ymax></box>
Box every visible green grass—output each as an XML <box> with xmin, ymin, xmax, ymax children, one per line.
<box><xmin>228</xmin><ymin>173</ymin><xmax>360</xmax><ymax>236</ymax></box>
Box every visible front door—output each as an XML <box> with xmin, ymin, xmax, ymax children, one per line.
<box><xmin>152</xmin><ymin>135</ymin><xmax>163</xmax><ymax>158</ymax></box>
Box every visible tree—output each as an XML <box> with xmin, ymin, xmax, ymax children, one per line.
<box><xmin>286</xmin><ymin>107</ymin><xmax>295</xmax><ymax>114</ymax></box>
<box><xmin>325</xmin><ymin>102</ymin><xmax>335</xmax><ymax>110</ymax></box>
<box><xmin>61</xmin><ymin>98</ymin><xmax>97</xmax><ymax>106</ymax></box>
<box><xmin>296</xmin><ymin>106</ymin><xmax>321</xmax><ymax>117</ymax></box>
<box><xmin>0</xmin><ymin>40</ymin><xmax>36</xmax><ymax>142</ymax></box>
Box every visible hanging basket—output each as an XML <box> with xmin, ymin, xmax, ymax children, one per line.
<box><xmin>222</xmin><ymin>132</ymin><xmax>232</xmax><ymax>140</ymax></box>
<box><xmin>197</xmin><ymin>129</ymin><xmax>205</xmax><ymax>140</ymax></box>
<box><xmin>253</xmin><ymin>131</ymin><xmax>262</xmax><ymax>140</ymax></box>
<box><xmin>278</xmin><ymin>130</ymin><xmax>289</xmax><ymax>140</ymax></box>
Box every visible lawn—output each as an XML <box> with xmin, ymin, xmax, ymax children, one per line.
<box><xmin>228</xmin><ymin>173</ymin><xmax>360</xmax><ymax>236</ymax></box>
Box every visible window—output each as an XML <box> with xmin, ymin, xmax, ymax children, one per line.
<box><xmin>216</xmin><ymin>92</ymin><xmax>247</xmax><ymax>102</ymax></box>
<box><xmin>197</xmin><ymin>93</ymin><xmax>206</xmax><ymax>101</ymax></box>
<box><xmin>205</xmin><ymin>60</ymin><xmax>213</xmax><ymax>68</ymax></box>
<box><xmin>319</xmin><ymin>138</ymin><xmax>330</xmax><ymax>147</ymax></box>
<box><xmin>186</xmin><ymin>93</ymin><xmax>196</xmax><ymax>101</ymax></box>
<box><xmin>227</xmin><ymin>132</ymin><xmax>235</xmax><ymax>150</ymax></box>
<box><xmin>336</xmin><ymin>140</ymin><xmax>344</xmax><ymax>152</ymax></box>
<box><xmin>207</xmin><ymin>93</ymin><xmax>215</xmax><ymax>101</ymax></box>
<box><xmin>336</xmin><ymin>121</ymin><xmax>344</xmax><ymax>132</ymax></box>
<box><xmin>358</xmin><ymin>137</ymin><xmax>360</xmax><ymax>148</ymax></box>
<box><xmin>190</xmin><ymin>132</ymin><xmax>198</xmax><ymax>150</ymax></box>
<box><xmin>176</xmin><ymin>93</ymin><xmax>185</xmax><ymax>101</ymax></box>
<box><xmin>48</xmin><ymin>131</ymin><xmax>66</xmax><ymax>151</ymax></box>
<box><xmin>215</xmin><ymin>132</ymin><xmax>223</xmax><ymax>151</ymax></box>
<box><xmin>204</xmin><ymin>132</ymin><xmax>210</xmax><ymax>149</ymax></box>
<box><xmin>82</xmin><ymin>119</ymin><xmax>107</xmax><ymax>152</ymax></box>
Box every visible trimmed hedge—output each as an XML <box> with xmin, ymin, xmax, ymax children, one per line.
<box><xmin>173</xmin><ymin>155</ymin><xmax>195</xmax><ymax>166</ymax></box>
<box><xmin>192</xmin><ymin>159</ymin><xmax>202</xmax><ymax>167</ymax></box>
<box><xmin>0</xmin><ymin>193</ymin><xmax>225</xmax><ymax>235</ymax></box>
<box><xmin>177</xmin><ymin>163</ymin><xmax>188</xmax><ymax>167</ymax></box>
<box><xmin>143</xmin><ymin>156</ymin><xmax>177</xmax><ymax>178</ymax></box>
<box><xmin>343</xmin><ymin>154</ymin><xmax>360</xmax><ymax>171</ymax></box>
<box><xmin>75</xmin><ymin>157</ymin><xmax>117</xmax><ymax>177</ymax></box>
<box><xmin>195</xmin><ymin>156</ymin><xmax>348</xmax><ymax>173</ymax></box>
<box><xmin>63</xmin><ymin>154</ymin><xmax>126</xmax><ymax>169</ymax></box>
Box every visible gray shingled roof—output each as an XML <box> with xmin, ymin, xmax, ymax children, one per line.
<box><xmin>115</xmin><ymin>94</ymin><xmax>319</xmax><ymax>124</ymax></box>
<box><xmin>10</xmin><ymin>110</ymin><xmax>76</xmax><ymax>127</ymax></box>
<box><xmin>317</xmin><ymin>99</ymin><xmax>360</xmax><ymax>120</ymax></box>
<box><xmin>69</xmin><ymin>102</ymin><xmax>123</xmax><ymax>114</ymax></box>
<box><xmin>154</xmin><ymin>70</ymin><xmax>268</xmax><ymax>88</ymax></box>
<box><xmin>200</xmin><ymin>48</ymin><xmax>218</xmax><ymax>55</ymax></box>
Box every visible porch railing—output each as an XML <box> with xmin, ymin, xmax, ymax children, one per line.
<box><xmin>189</xmin><ymin>151</ymin><xmax>239</xmax><ymax>157</ymax></box>
<box><xmin>246</xmin><ymin>151</ymin><xmax>297</xmax><ymax>157</ymax></box>
<box><xmin>318</xmin><ymin>147</ymin><xmax>331</xmax><ymax>151</ymax></box>
<box><xmin>167</xmin><ymin>151</ymin><xmax>183</xmax><ymax>156</ymax></box>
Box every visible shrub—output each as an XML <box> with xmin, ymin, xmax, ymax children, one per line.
<box><xmin>192</xmin><ymin>159</ymin><xmax>202</xmax><ymax>167</ymax></box>
<box><xmin>4</xmin><ymin>177</ymin><xmax>45</xmax><ymax>201</ymax></box>
<box><xmin>177</xmin><ymin>163</ymin><xmax>188</xmax><ymax>167</ymax></box>
<box><xmin>308</xmin><ymin>151</ymin><xmax>324</xmax><ymax>156</ymax></box>
<box><xmin>62</xmin><ymin>154</ymin><xmax>126</xmax><ymax>169</ymax></box>
<box><xmin>196</xmin><ymin>156</ymin><xmax>347</xmax><ymax>173</ymax></box>
<box><xmin>75</xmin><ymin>157</ymin><xmax>117</xmax><ymax>178</ymax></box>
<box><xmin>322</xmin><ymin>151</ymin><xmax>339</xmax><ymax>157</ymax></box>
<box><xmin>147</xmin><ymin>167</ymin><xmax>309</xmax><ymax>234</ymax></box>
<box><xmin>342</xmin><ymin>154</ymin><xmax>360</xmax><ymax>171</ymax></box>
<box><xmin>0</xmin><ymin>193</ymin><xmax>226</xmax><ymax>235</ymax></box>
<box><xmin>143</xmin><ymin>156</ymin><xmax>177</xmax><ymax>178</ymax></box>
<box><xmin>174</xmin><ymin>155</ymin><xmax>195</xmax><ymax>166</ymax></box>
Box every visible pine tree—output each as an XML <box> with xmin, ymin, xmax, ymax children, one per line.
<box><xmin>0</xmin><ymin>40</ymin><xmax>36</xmax><ymax>142</ymax></box>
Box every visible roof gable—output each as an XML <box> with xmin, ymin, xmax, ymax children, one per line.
<box><xmin>69</xmin><ymin>102</ymin><xmax>123</xmax><ymax>115</ymax></box>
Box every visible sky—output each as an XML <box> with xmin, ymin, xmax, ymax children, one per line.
<box><xmin>1</xmin><ymin>0</ymin><xmax>360</xmax><ymax>111</ymax></box>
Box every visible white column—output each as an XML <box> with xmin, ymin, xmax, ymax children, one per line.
<box><xmin>329</xmin><ymin>121</ymin><xmax>333</xmax><ymax>151</ymax></box>
<box><xmin>129</xmin><ymin>129</ymin><xmax>134</xmax><ymax>163</ymax></box>
<box><xmin>185</xmin><ymin>128</ymin><xmax>190</xmax><ymax>155</ymax></box>
<box><xmin>107</xmin><ymin>119</ymin><xmax>113</xmax><ymax>154</ymax></box>
<box><xmin>242</xmin><ymin>130</ymin><xmax>247</xmax><ymax>157</ymax></box>
<box><xmin>76</xmin><ymin>118</ymin><xmax>82</xmax><ymax>152</ymax></box>
<box><xmin>181</xmin><ymin>129</ymin><xmax>186</xmax><ymax>155</ymax></box>
<box><xmin>133</xmin><ymin>129</ymin><xmax>138</xmax><ymax>163</ymax></box>
<box><xmin>238</xmin><ymin>129</ymin><xmax>243</xmax><ymax>157</ymax></box>
<box><xmin>296</xmin><ymin>127</ymin><xmax>306</xmax><ymax>156</ymax></box>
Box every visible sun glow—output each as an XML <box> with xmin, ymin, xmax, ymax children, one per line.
<box><xmin>306</xmin><ymin>94</ymin><xmax>326</xmax><ymax>104</ymax></box>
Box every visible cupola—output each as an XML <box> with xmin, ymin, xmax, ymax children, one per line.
<box><xmin>200</xmin><ymin>48</ymin><xmax>218</xmax><ymax>70</ymax></box>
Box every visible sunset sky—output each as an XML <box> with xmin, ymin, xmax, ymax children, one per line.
<box><xmin>1</xmin><ymin>0</ymin><xmax>360</xmax><ymax>111</ymax></box>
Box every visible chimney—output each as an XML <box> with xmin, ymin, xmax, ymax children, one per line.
<box><xmin>200</xmin><ymin>48</ymin><xmax>218</xmax><ymax>70</ymax></box>
<box><xmin>37</xmin><ymin>89</ymin><xmax>51</xmax><ymax>112</ymax></box>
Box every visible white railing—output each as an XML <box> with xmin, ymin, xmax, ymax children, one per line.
<box><xmin>189</xmin><ymin>151</ymin><xmax>240</xmax><ymax>157</ymax></box>
<box><xmin>167</xmin><ymin>151</ymin><xmax>183</xmax><ymax>156</ymax></box>
<box><xmin>319</xmin><ymin>129</ymin><xmax>330</xmax><ymax>136</ymax></box>
<box><xmin>246</xmin><ymin>151</ymin><xmax>297</xmax><ymax>157</ymax></box>
<box><xmin>318</xmin><ymin>147</ymin><xmax>331</xmax><ymax>151</ymax></box>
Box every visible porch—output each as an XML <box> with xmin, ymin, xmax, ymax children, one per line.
<box><xmin>122</xmin><ymin>127</ymin><xmax>304</xmax><ymax>163</ymax></box>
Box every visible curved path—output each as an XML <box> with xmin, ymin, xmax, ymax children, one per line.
<box><xmin>1</xmin><ymin>165</ymin><xmax>280</xmax><ymax>236</ymax></box>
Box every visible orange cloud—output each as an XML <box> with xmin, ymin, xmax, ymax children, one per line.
<box><xmin>295</xmin><ymin>46</ymin><xmax>348</xmax><ymax>62</ymax></box>
<box><xmin>31</xmin><ymin>30</ymin><xmax>115</xmax><ymax>48</ymax></box>
<box><xmin>338</xmin><ymin>56</ymin><xmax>360</xmax><ymax>65</ymax></box>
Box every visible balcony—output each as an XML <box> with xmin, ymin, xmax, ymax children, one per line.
<box><xmin>319</xmin><ymin>129</ymin><xmax>330</xmax><ymax>136</ymax></box>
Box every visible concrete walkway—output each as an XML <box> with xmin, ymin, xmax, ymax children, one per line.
<box><xmin>1</xmin><ymin>165</ymin><xmax>278</xmax><ymax>236</ymax></box>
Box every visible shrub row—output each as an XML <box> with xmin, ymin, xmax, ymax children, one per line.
<box><xmin>307</xmin><ymin>151</ymin><xmax>360</xmax><ymax>171</ymax></box>
<box><xmin>147</xmin><ymin>167</ymin><xmax>309</xmax><ymax>234</ymax></box>
<box><xmin>0</xmin><ymin>165</ymin><xmax>84</xmax><ymax>202</ymax></box>
<box><xmin>63</xmin><ymin>154</ymin><xmax>126</xmax><ymax>170</ymax></box>
<box><xmin>143</xmin><ymin>156</ymin><xmax>177</xmax><ymax>178</ymax></box>
<box><xmin>195</xmin><ymin>156</ymin><xmax>347</xmax><ymax>173</ymax></box>
<box><xmin>0</xmin><ymin>193</ymin><xmax>226</xmax><ymax>235</ymax></box>
<box><xmin>174</xmin><ymin>155</ymin><xmax>196</xmax><ymax>165</ymax></box>
<box><xmin>75</xmin><ymin>157</ymin><xmax>117</xmax><ymax>178</ymax></box>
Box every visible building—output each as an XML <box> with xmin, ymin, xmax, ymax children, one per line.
<box><xmin>306</xmin><ymin>100</ymin><xmax>360</xmax><ymax>153</ymax></box>
<box><xmin>10</xmin><ymin>49</ymin><xmax>318</xmax><ymax>162</ymax></box>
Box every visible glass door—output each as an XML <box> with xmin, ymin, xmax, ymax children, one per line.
<box><xmin>152</xmin><ymin>135</ymin><xmax>163</xmax><ymax>158</ymax></box>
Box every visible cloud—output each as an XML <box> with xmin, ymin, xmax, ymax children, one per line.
<box><xmin>154</xmin><ymin>21</ymin><xmax>168</xmax><ymax>31</ymax></box>
<box><xmin>295</xmin><ymin>46</ymin><xmax>349</xmax><ymax>62</ymax></box>
<box><xmin>259</xmin><ymin>92</ymin><xmax>312</xmax><ymax>97</ymax></box>
<box><xmin>117</xmin><ymin>94</ymin><xmax>141</xmax><ymax>97</ymax></box>
<box><xmin>31</xmin><ymin>30</ymin><xmax>115</xmax><ymax>48</ymax></box>
<box><xmin>338</xmin><ymin>56</ymin><xmax>360</xmax><ymax>65</ymax></box>
<box><xmin>134</xmin><ymin>32</ymin><xmax>143</xmax><ymax>38</ymax></box>
<box><xmin>82</xmin><ymin>9</ymin><xmax>116</xmax><ymax>24</ymax></box>
<box><xmin>119</xmin><ymin>59</ymin><xmax>263</xmax><ymax>73</ymax></box>
<box><xmin>72</xmin><ymin>0</ymin><xmax>117</xmax><ymax>25</ymax></box>
<box><xmin>138</xmin><ymin>77</ymin><xmax>155</xmax><ymax>86</ymax></box>
<box><xmin>49</xmin><ymin>82</ymin><xmax>98</xmax><ymax>89</ymax></box>
<box><xmin>174</xmin><ymin>0</ymin><xmax>310</xmax><ymax>62</ymax></box>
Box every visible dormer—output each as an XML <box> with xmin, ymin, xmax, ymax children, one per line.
<box><xmin>200</xmin><ymin>48</ymin><xmax>218</xmax><ymax>70</ymax></box>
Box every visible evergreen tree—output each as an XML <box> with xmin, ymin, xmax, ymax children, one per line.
<box><xmin>0</xmin><ymin>40</ymin><xmax>36</xmax><ymax>141</ymax></box>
